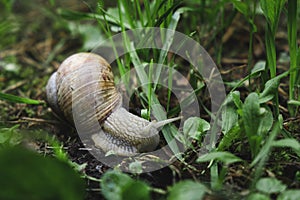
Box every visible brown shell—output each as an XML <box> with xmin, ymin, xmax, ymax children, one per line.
<box><xmin>54</xmin><ymin>52</ymin><xmax>121</xmax><ymax>127</ymax></box>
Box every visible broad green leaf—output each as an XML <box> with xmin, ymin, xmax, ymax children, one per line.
<box><xmin>101</xmin><ymin>170</ymin><xmax>150</xmax><ymax>200</ymax></box>
<box><xmin>288</xmin><ymin>99</ymin><xmax>300</xmax><ymax>106</ymax></box>
<box><xmin>257</xmin><ymin>107</ymin><xmax>273</xmax><ymax>136</ymax></box>
<box><xmin>167</xmin><ymin>180</ymin><xmax>207</xmax><ymax>200</ymax></box>
<box><xmin>251</xmin><ymin>61</ymin><xmax>266</xmax><ymax>75</ymax></box>
<box><xmin>260</xmin><ymin>0</ymin><xmax>285</xmax><ymax>30</ymax></box>
<box><xmin>129</xmin><ymin>161</ymin><xmax>143</xmax><ymax>174</ymax></box>
<box><xmin>272</xmin><ymin>138</ymin><xmax>300</xmax><ymax>149</ymax></box>
<box><xmin>247</xmin><ymin>193</ymin><xmax>270</xmax><ymax>200</ymax></box>
<box><xmin>0</xmin><ymin>125</ymin><xmax>22</xmax><ymax>147</ymax></box>
<box><xmin>242</xmin><ymin>94</ymin><xmax>273</xmax><ymax>158</ymax></box>
<box><xmin>278</xmin><ymin>189</ymin><xmax>300</xmax><ymax>200</ymax></box>
<box><xmin>256</xmin><ymin>177</ymin><xmax>287</xmax><ymax>194</ymax></box>
<box><xmin>222</xmin><ymin>93</ymin><xmax>239</xmax><ymax>134</ymax></box>
<box><xmin>259</xmin><ymin>76</ymin><xmax>281</xmax><ymax>103</ymax></box>
<box><xmin>0</xmin><ymin>92</ymin><xmax>41</xmax><ymax>104</ymax></box>
<box><xmin>197</xmin><ymin>151</ymin><xmax>242</xmax><ymax>165</ymax></box>
<box><xmin>231</xmin><ymin>0</ymin><xmax>257</xmax><ymax>32</ymax></box>
<box><xmin>231</xmin><ymin>91</ymin><xmax>243</xmax><ymax>110</ymax></box>
<box><xmin>232</xmin><ymin>0</ymin><xmax>249</xmax><ymax>17</ymax></box>
<box><xmin>258</xmin><ymin>71</ymin><xmax>288</xmax><ymax>104</ymax></box>
<box><xmin>272</xmin><ymin>138</ymin><xmax>300</xmax><ymax>156</ymax></box>
<box><xmin>0</xmin><ymin>146</ymin><xmax>85</xmax><ymax>200</ymax></box>
<box><xmin>101</xmin><ymin>170</ymin><xmax>134</xmax><ymax>200</ymax></box>
<box><xmin>183</xmin><ymin>117</ymin><xmax>210</xmax><ymax>140</ymax></box>
<box><xmin>260</xmin><ymin>0</ymin><xmax>276</xmax><ymax>25</ymax></box>
<box><xmin>242</xmin><ymin>93</ymin><xmax>262</xmax><ymax>156</ymax></box>
<box><xmin>77</xmin><ymin>24</ymin><xmax>105</xmax><ymax>50</ymax></box>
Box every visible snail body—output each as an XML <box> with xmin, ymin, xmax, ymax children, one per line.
<box><xmin>46</xmin><ymin>52</ymin><xmax>179</xmax><ymax>156</ymax></box>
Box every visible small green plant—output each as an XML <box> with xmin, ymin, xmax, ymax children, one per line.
<box><xmin>167</xmin><ymin>180</ymin><xmax>208</xmax><ymax>200</ymax></box>
<box><xmin>219</xmin><ymin>71</ymin><xmax>288</xmax><ymax>158</ymax></box>
<box><xmin>100</xmin><ymin>170</ymin><xmax>151</xmax><ymax>200</ymax></box>
<box><xmin>197</xmin><ymin>151</ymin><xmax>243</xmax><ymax>190</ymax></box>
<box><xmin>0</xmin><ymin>146</ymin><xmax>85</xmax><ymax>200</ymax></box>
<box><xmin>99</xmin><ymin>170</ymin><xmax>209</xmax><ymax>200</ymax></box>
<box><xmin>248</xmin><ymin>177</ymin><xmax>300</xmax><ymax>199</ymax></box>
<box><xmin>0</xmin><ymin>125</ymin><xmax>22</xmax><ymax>148</ymax></box>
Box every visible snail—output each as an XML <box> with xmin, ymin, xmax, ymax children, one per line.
<box><xmin>46</xmin><ymin>52</ymin><xmax>180</xmax><ymax>156</ymax></box>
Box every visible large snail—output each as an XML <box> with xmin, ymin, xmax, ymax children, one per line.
<box><xmin>46</xmin><ymin>52</ymin><xmax>180</xmax><ymax>156</ymax></box>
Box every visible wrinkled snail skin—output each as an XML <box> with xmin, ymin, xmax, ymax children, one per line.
<box><xmin>46</xmin><ymin>52</ymin><xmax>179</xmax><ymax>156</ymax></box>
<box><xmin>91</xmin><ymin>107</ymin><xmax>160</xmax><ymax>156</ymax></box>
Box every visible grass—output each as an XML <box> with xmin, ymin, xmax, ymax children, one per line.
<box><xmin>0</xmin><ymin>92</ymin><xmax>42</xmax><ymax>104</ymax></box>
<box><xmin>287</xmin><ymin>0</ymin><xmax>299</xmax><ymax>116</ymax></box>
<box><xmin>0</xmin><ymin>0</ymin><xmax>300</xmax><ymax>199</ymax></box>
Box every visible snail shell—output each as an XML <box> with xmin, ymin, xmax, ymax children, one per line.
<box><xmin>46</xmin><ymin>52</ymin><xmax>179</xmax><ymax>156</ymax></box>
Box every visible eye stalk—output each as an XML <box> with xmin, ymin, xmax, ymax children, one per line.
<box><xmin>143</xmin><ymin>116</ymin><xmax>182</xmax><ymax>135</ymax></box>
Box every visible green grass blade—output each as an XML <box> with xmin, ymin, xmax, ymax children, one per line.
<box><xmin>57</xmin><ymin>8</ymin><xmax>131</xmax><ymax>29</ymax></box>
<box><xmin>143</xmin><ymin>0</ymin><xmax>153</xmax><ymax>27</ymax></box>
<box><xmin>265</xmin><ymin>23</ymin><xmax>279</xmax><ymax>116</ymax></box>
<box><xmin>260</xmin><ymin>0</ymin><xmax>286</xmax><ymax>31</ymax></box>
<box><xmin>120</xmin><ymin>0</ymin><xmax>136</xmax><ymax>29</ymax></box>
<box><xmin>264</xmin><ymin>24</ymin><xmax>277</xmax><ymax>78</ymax></box>
<box><xmin>153</xmin><ymin>0</ymin><xmax>182</xmax><ymax>27</ymax></box>
<box><xmin>0</xmin><ymin>92</ymin><xmax>41</xmax><ymax>104</ymax></box>
<box><xmin>260</xmin><ymin>0</ymin><xmax>285</xmax><ymax>117</ymax></box>
<box><xmin>154</xmin><ymin>9</ymin><xmax>184</xmax><ymax>90</ymax></box>
<box><xmin>124</xmin><ymin>39</ymin><xmax>182</xmax><ymax>159</ymax></box>
<box><xmin>287</xmin><ymin>0</ymin><xmax>298</xmax><ymax>115</ymax></box>
<box><xmin>134</xmin><ymin>0</ymin><xmax>144</xmax><ymax>26</ymax></box>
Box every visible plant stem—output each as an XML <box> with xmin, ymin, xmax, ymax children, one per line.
<box><xmin>247</xmin><ymin>0</ymin><xmax>257</xmax><ymax>90</ymax></box>
<box><xmin>265</xmin><ymin>22</ymin><xmax>279</xmax><ymax>117</ymax></box>
<box><xmin>287</xmin><ymin>0</ymin><xmax>298</xmax><ymax>116</ymax></box>
<box><xmin>250</xmin><ymin>120</ymin><xmax>281</xmax><ymax>190</ymax></box>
